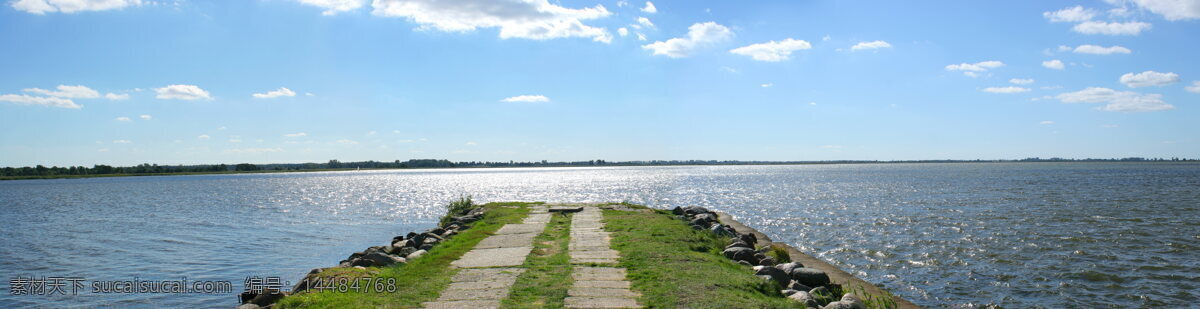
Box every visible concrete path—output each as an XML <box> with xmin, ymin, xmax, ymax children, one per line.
<box><xmin>565</xmin><ymin>207</ymin><xmax>641</xmax><ymax>309</ymax></box>
<box><xmin>424</xmin><ymin>205</ymin><xmax>549</xmax><ymax>309</ymax></box>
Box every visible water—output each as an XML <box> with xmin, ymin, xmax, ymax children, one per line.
<box><xmin>1</xmin><ymin>163</ymin><xmax>1198</xmax><ymax>308</ymax></box>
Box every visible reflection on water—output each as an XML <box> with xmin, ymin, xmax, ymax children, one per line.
<box><xmin>1</xmin><ymin>163</ymin><xmax>1198</xmax><ymax>308</ymax></box>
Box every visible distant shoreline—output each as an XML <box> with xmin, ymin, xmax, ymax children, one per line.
<box><xmin>3</xmin><ymin>159</ymin><xmax>1196</xmax><ymax>181</ymax></box>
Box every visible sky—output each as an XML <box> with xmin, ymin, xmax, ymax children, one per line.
<box><xmin>1</xmin><ymin>0</ymin><xmax>1198</xmax><ymax>167</ymax></box>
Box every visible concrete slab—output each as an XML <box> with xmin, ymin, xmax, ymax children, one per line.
<box><xmin>436</xmin><ymin>288</ymin><xmax>510</xmax><ymax>301</ymax></box>
<box><xmin>451</xmin><ymin>268</ymin><xmax>524</xmax><ymax>282</ymax></box>
<box><xmin>452</xmin><ymin>247</ymin><xmax>532</xmax><ymax>268</ymax></box>
<box><xmin>571</xmin><ymin>268</ymin><xmax>627</xmax><ymax>281</ymax></box>
<box><xmin>443</xmin><ymin>280</ymin><xmax>517</xmax><ymax>291</ymax></box>
<box><xmin>573</xmin><ymin>280</ymin><xmax>630</xmax><ymax>289</ymax></box>
<box><xmin>474</xmin><ymin>233</ymin><xmax>537</xmax><ymax>249</ymax></box>
<box><xmin>496</xmin><ymin>223</ymin><xmax>546</xmax><ymax>235</ymax></box>
<box><xmin>564</xmin><ymin>297</ymin><xmax>642</xmax><ymax>308</ymax></box>
<box><xmin>423</xmin><ymin>300</ymin><xmax>501</xmax><ymax>309</ymax></box>
<box><xmin>568</xmin><ymin>287</ymin><xmax>639</xmax><ymax>298</ymax></box>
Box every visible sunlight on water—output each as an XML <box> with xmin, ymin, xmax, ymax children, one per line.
<box><xmin>1</xmin><ymin>163</ymin><xmax>1198</xmax><ymax>308</ymax></box>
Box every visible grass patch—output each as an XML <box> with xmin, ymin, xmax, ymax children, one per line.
<box><xmin>275</xmin><ymin>202</ymin><xmax>534</xmax><ymax>309</ymax></box>
<box><xmin>766</xmin><ymin>245</ymin><xmax>792</xmax><ymax>264</ymax></box>
<box><xmin>439</xmin><ymin>195</ymin><xmax>475</xmax><ymax>227</ymax></box>
<box><xmin>603</xmin><ymin>208</ymin><xmax>804</xmax><ymax>308</ymax></box>
<box><xmin>501</xmin><ymin>212</ymin><xmax>573</xmax><ymax>308</ymax></box>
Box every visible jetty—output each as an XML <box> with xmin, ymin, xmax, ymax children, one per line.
<box><xmin>240</xmin><ymin>202</ymin><xmax>918</xmax><ymax>309</ymax></box>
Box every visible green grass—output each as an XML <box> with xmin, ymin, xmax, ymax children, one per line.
<box><xmin>439</xmin><ymin>195</ymin><xmax>475</xmax><ymax>227</ymax></box>
<box><xmin>275</xmin><ymin>202</ymin><xmax>534</xmax><ymax>309</ymax></box>
<box><xmin>501</xmin><ymin>212</ymin><xmax>573</xmax><ymax>309</ymax></box>
<box><xmin>603</xmin><ymin>207</ymin><xmax>805</xmax><ymax>308</ymax></box>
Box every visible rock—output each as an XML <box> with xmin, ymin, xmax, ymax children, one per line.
<box><xmin>690</xmin><ymin>224</ymin><xmax>705</xmax><ymax>230</ymax></box>
<box><xmin>753</xmin><ymin>265</ymin><xmax>791</xmax><ymax>287</ymax></box>
<box><xmin>790</xmin><ymin>267</ymin><xmax>831</xmax><ymax>287</ymax></box>
<box><xmin>788</xmin><ymin>291</ymin><xmax>820</xmax><ymax>308</ymax></box>
<box><xmin>350</xmin><ymin>258</ymin><xmax>374</xmax><ymax>267</ymax></box>
<box><xmin>821</xmin><ymin>301</ymin><xmax>865</xmax><ymax>309</ymax></box>
<box><xmin>392</xmin><ymin>235</ymin><xmax>405</xmax><ymax>243</ymax></box>
<box><xmin>725</xmin><ymin>241</ymin><xmax>752</xmax><ymax>250</ymax></box>
<box><xmin>759</xmin><ymin>256</ymin><xmax>777</xmax><ymax>266</ymax></box>
<box><xmin>781</xmin><ymin>289</ymin><xmax>799</xmax><ymax>296</ymax></box>
<box><xmin>671</xmin><ymin>206</ymin><xmax>685</xmax><ymax>215</ymax></box>
<box><xmin>737</xmin><ymin>260</ymin><xmax>753</xmax><ymax>266</ymax></box>
<box><xmin>683</xmin><ymin>206</ymin><xmax>710</xmax><ymax>216</ymax></box>
<box><xmin>406</xmin><ymin>249</ymin><xmax>427</xmax><ymax>260</ymax></box>
<box><xmin>737</xmin><ymin>233</ymin><xmax>758</xmax><ymax>245</ymax></box>
<box><xmin>787</xmin><ymin>281</ymin><xmax>813</xmax><ymax>292</ymax></box>
<box><xmin>775</xmin><ymin>262</ymin><xmax>805</xmax><ymax>274</ymax></box>
<box><xmin>841</xmin><ymin>294</ymin><xmax>866</xmax><ymax>308</ymax></box>
<box><xmin>690</xmin><ymin>218</ymin><xmax>711</xmax><ymax>227</ymax></box>
<box><xmin>248</xmin><ymin>291</ymin><xmax>286</xmax><ymax>307</ymax></box>
<box><xmin>693</xmin><ymin>213</ymin><xmax>716</xmax><ymax>223</ymax></box>
<box><xmin>291</xmin><ymin>268</ymin><xmax>326</xmax><ymax>294</ymax></box>
<box><xmin>419</xmin><ymin>244</ymin><xmax>434</xmax><ymax>251</ymax></box>
<box><xmin>360</xmin><ymin>251</ymin><xmax>406</xmax><ymax>267</ymax></box>
<box><xmin>429</xmin><ymin>228</ymin><xmax>445</xmax><ymax>235</ymax></box>
<box><xmin>809</xmin><ymin>286</ymin><xmax>833</xmax><ymax>305</ymax></box>
<box><xmin>723</xmin><ymin>247</ymin><xmax>758</xmax><ymax>264</ymax></box>
<box><xmin>236</xmin><ymin>304</ymin><xmax>261</xmax><ymax>309</ymax></box>
<box><xmin>406</xmin><ymin>232</ymin><xmax>419</xmax><ymax>239</ymax></box>
<box><xmin>711</xmin><ymin>224</ymin><xmax>737</xmax><ymax>237</ymax></box>
<box><xmin>442</xmin><ymin>229</ymin><xmax>457</xmax><ymax>238</ymax></box>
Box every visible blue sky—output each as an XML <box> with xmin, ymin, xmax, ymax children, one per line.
<box><xmin>1</xmin><ymin>0</ymin><xmax>1198</xmax><ymax>166</ymax></box>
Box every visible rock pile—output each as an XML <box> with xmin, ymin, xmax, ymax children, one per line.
<box><xmin>672</xmin><ymin>206</ymin><xmax>866</xmax><ymax>309</ymax></box>
<box><xmin>236</xmin><ymin>206</ymin><xmax>488</xmax><ymax>309</ymax></box>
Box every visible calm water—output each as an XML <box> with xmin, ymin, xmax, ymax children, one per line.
<box><xmin>1</xmin><ymin>163</ymin><xmax>1198</xmax><ymax>308</ymax></box>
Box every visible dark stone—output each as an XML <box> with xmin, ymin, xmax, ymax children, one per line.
<box><xmin>809</xmin><ymin>286</ymin><xmax>834</xmax><ymax>306</ymax></box>
<box><xmin>711</xmin><ymin>224</ymin><xmax>737</xmax><ymax>237</ymax></box>
<box><xmin>790</xmin><ymin>267</ymin><xmax>831</xmax><ymax>287</ymax></box>
<box><xmin>392</xmin><ymin>235</ymin><xmax>405</xmax><ymax>243</ymax></box>
<box><xmin>360</xmin><ymin>251</ymin><xmax>405</xmax><ymax>267</ymax></box>
<box><xmin>690</xmin><ymin>224</ymin><xmax>705</xmax><ymax>230</ymax></box>
<box><xmin>689</xmin><ymin>217</ymin><xmax>711</xmax><ymax>227</ymax></box>
<box><xmin>350</xmin><ymin>258</ymin><xmax>374</xmax><ymax>267</ymax></box>
<box><xmin>753</xmin><ymin>265</ymin><xmax>791</xmax><ymax>287</ymax></box>
<box><xmin>775</xmin><ymin>262</ymin><xmax>805</xmax><ymax>274</ymax></box>
<box><xmin>693</xmin><ymin>213</ymin><xmax>716</xmax><ymax>223</ymax></box>
<box><xmin>759</xmin><ymin>257</ymin><xmax>777</xmax><ymax>266</ymax></box>
<box><xmin>737</xmin><ymin>233</ymin><xmax>758</xmax><ymax>245</ymax></box>
<box><xmin>725</xmin><ymin>241</ymin><xmax>752</xmax><ymax>250</ymax></box>
<box><xmin>395</xmin><ymin>246</ymin><xmax>417</xmax><ymax>257</ymax></box>
<box><xmin>788</xmin><ymin>291</ymin><xmax>819</xmax><ymax>308</ymax></box>
<box><xmin>781</xmin><ymin>289</ymin><xmax>799</xmax><ymax>297</ymax></box>
<box><xmin>683</xmin><ymin>206</ymin><xmax>710</xmax><ymax>216</ymax></box>
<box><xmin>787</xmin><ymin>281</ymin><xmax>813</xmax><ymax>292</ymax></box>
<box><xmin>419</xmin><ymin>244</ymin><xmax>434</xmax><ymax>251</ymax></box>
<box><xmin>671</xmin><ymin>206</ymin><xmax>684</xmax><ymax>215</ymax></box>
<box><xmin>723</xmin><ymin>247</ymin><xmax>759</xmax><ymax>264</ymax></box>
<box><xmin>429</xmin><ymin>228</ymin><xmax>445</xmax><ymax>235</ymax></box>
<box><xmin>406</xmin><ymin>231</ymin><xmax>419</xmax><ymax>239</ymax></box>
<box><xmin>737</xmin><ymin>260</ymin><xmax>753</xmax><ymax>266</ymax></box>
<box><xmin>291</xmin><ymin>268</ymin><xmax>326</xmax><ymax>294</ymax></box>
<box><xmin>248</xmin><ymin>291</ymin><xmax>286</xmax><ymax>307</ymax></box>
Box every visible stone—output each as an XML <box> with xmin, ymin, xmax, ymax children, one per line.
<box><xmin>759</xmin><ymin>257</ymin><xmax>777</xmax><ymax>266</ymax></box>
<box><xmin>781</xmin><ymin>289</ymin><xmax>799</xmax><ymax>296</ymax></box>
<box><xmin>787</xmin><ymin>281</ymin><xmax>813</xmax><ymax>292</ymax></box>
<box><xmin>738</xmin><ymin>260</ymin><xmax>753</xmax><ymax>266</ymax></box>
<box><xmin>671</xmin><ymin>206</ymin><xmax>684</xmax><ymax>215</ymax></box>
<box><xmin>407</xmin><ymin>249</ymin><xmax>427</xmax><ymax>260</ymax></box>
<box><xmin>822</xmin><ymin>301</ymin><xmax>865</xmax><ymax>309</ymax></box>
<box><xmin>350</xmin><ymin>258</ymin><xmax>374</xmax><ymax>267</ymax></box>
<box><xmin>236</xmin><ymin>304</ymin><xmax>261</xmax><ymax>309</ymax></box>
<box><xmin>360</xmin><ymin>251</ymin><xmax>405</xmax><ymax>267</ymax></box>
<box><xmin>737</xmin><ymin>233</ymin><xmax>758</xmax><ymax>245</ymax></box>
<box><xmin>711</xmin><ymin>224</ymin><xmax>737</xmax><ymax>237</ymax></box>
<box><xmin>690</xmin><ymin>218</ymin><xmax>711</xmax><ymax>227</ymax></box>
<box><xmin>420</xmin><ymin>244</ymin><xmax>434</xmax><ymax>251</ymax></box>
<box><xmin>788</xmin><ymin>291</ymin><xmax>820</xmax><ymax>308</ymax></box>
<box><xmin>725</xmin><ymin>241</ymin><xmax>752</xmax><ymax>250</ymax></box>
<box><xmin>840</xmin><ymin>294</ymin><xmax>866</xmax><ymax>309</ymax></box>
<box><xmin>683</xmin><ymin>206</ymin><xmax>710</xmax><ymax>216</ymax></box>
<box><xmin>790</xmin><ymin>268</ymin><xmax>831</xmax><ymax>288</ymax></box>
<box><xmin>723</xmin><ymin>247</ymin><xmax>757</xmax><ymax>263</ymax></box>
<box><xmin>693</xmin><ymin>213</ymin><xmax>716</xmax><ymax>223</ymax></box>
<box><xmin>775</xmin><ymin>262</ymin><xmax>804</xmax><ymax>274</ymax></box>
<box><xmin>809</xmin><ymin>286</ymin><xmax>833</xmax><ymax>305</ymax></box>
<box><xmin>753</xmin><ymin>265</ymin><xmax>790</xmax><ymax>287</ymax></box>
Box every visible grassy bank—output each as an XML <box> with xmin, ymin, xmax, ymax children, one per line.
<box><xmin>275</xmin><ymin>202</ymin><xmax>534</xmax><ymax>308</ymax></box>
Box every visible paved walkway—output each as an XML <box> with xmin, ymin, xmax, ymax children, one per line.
<box><xmin>424</xmin><ymin>206</ymin><xmax>549</xmax><ymax>309</ymax></box>
<box><xmin>565</xmin><ymin>207</ymin><xmax>641</xmax><ymax>309</ymax></box>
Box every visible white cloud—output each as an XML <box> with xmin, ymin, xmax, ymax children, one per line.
<box><xmin>139</xmin><ymin>114</ymin><xmax>151</xmax><ymax>120</ymax></box>
<box><xmin>465</xmin><ymin>141</ymin><xmax>478</xmax><ymax>146</ymax></box>
<box><xmin>1072</xmin><ymin>21</ymin><xmax>1151</xmax><ymax>35</ymax></box>
<box><xmin>642</xmin><ymin>22</ymin><xmax>733</xmax><ymax>58</ymax></box>
<box><xmin>1124</xmin><ymin>0</ymin><xmax>1200</xmax><ymax>21</ymax></box>
<box><xmin>1119</xmin><ymin>70</ymin><xmax>1180</xmax><ymax>87</ymax></box>
<box><xmin>617</xmin><ymin>27</ymin><xmax>628</xmax><ymax>37</ymax></box>
<box><xmin>112</xmin><ymin>139</ymin><xmax>132</xmax><ymax>144</ymax></box>
<box><xmin>1057</xmin><ymin>45</ymin><xmax>1073</xmax><ymax>52</ymax></box>
<box><xmin>982</xmin><ymin>86</ymin><xmax>1031</xmax><ymax>93</ymax></box>
<box><xmin>23</xmin><ymin>85</ymin><xmax>99</xmax><ymax>98</ymax></box>
<box><xmin>155</xmin><ymin>84</ymin><xmax>211</xmax><ymax>100</ymax></box>
<box><xmin>296</xmin><ymin>0</ymin><xmax>364</xmax><ymax>16</ymax></box>
<box><xmin>284</xmin><ymin>132</ymin><xmax>308</xmax><ymax>137</ymax></box>
<box><xmin>1010</xmin><ymin>78</ymin><xmax>1035</xmax><ymax>85</ymax></box>
<box><xmin>850</xmin><ymin>40</ymin><xmax>892</xmax><ymax>51</ymax></box>
<box><xmin>252</xmin><ymin>87</ymin><xmax>297</xmax><ymax>99</ymax></box>
<box><xmin>500</xmin><ymin>95</ymin><xmax>550</xmax><ymax>103</ymax></box>
<box><xmin>197</xmin><ymin>134</ymin><xmax>211</xmax><ymax>139</ymax></box>
<box><xmin>105</xmin><ymin>93</ymin><xmax>129</xmax><ymax>100</ymax></box>
<box><xmin>1186</xmin><ymin>81</ymin><xmax>1200</xmax><ymax>93</ymax></box>
<box><xmin>11</xmin><ymin>0</ymin><xmax>142</xmax><ymax>15</ymax></box>
<box><xmin>336</xmin><ymin>139</ymin><xmax>359</xmax><ymax>145</ymax></box>
<box><xmin>1056</xmin><ymin>87</ymin><xmax>1174</xmax><ymax>112</ymax></box>
<box><xmin>115</xmin><ymin>116</ymin><xmax>131</xmax><ymax>122</ymax></box>
<box><xmin>217</xmin><ymin>126</ymin><xmax>227</xmax><ymax>130</ymax></box>
<box><xmin>0</xmin><ymin>94</ymin><xmax>81</xmax><ymax>109</ymax></box>
<box><xmin>1073</xmin><ymin>44</ymin><xmax>1132</xmax><ymax>54</ymax></box>
<box><xmin>371</xmin><ymin>0</ymin><xmax>614</xmax><ymax>43</ymax></box>
<box><xmin>761</xmin><ymin>83</ymin><xmax>773</xmax><ymax>88</ymax></box>
<box><xmin>640</xmin><ymin>1</ymin><xmax>656</xmax><ymax>13</ymax></box>
<box><xmin>1040</xmin><ymin>120</ymin><xmax>1055</xmax><ymax>125</ymax></box>
<box><xmin>224</xmin><ymin>148</ymin><xmax>283</xmax><ymax>154</ymax></box>
<box><xmin>229</xmin><ymin>139</ymin><xmax>242</xmax><ymax>143</ymax></box>
<box><xmin>636</xmin><ymin>33</ymin><xmax>646</xmax><ymax>41</ymax></box>
<box><xmin>729</xmin><ymin>38</ymin><xmax>811</xmax><ymax>62</ymax></box>
<box><xmin>616</xmin><ymin>0</ymin><xmax>627</xmax><ymax>7</ymax></box>
<box><xmin>1043</xmin><ymin>6</ymin><xmax>1097</xmax><ymax>22</ymax></box>
<box><xmin>1042</xmin><ymin>59</ymin><xmax>1065</xmax><ymax>70</ymax></box>
<box><xmin>945</xmin><ymin>61</ymin><xmax>1004</xmax><ymax>76</ymax></box>
<box><xmin>305</xmin><ymin>92</ymin><xmax>315</xmax><ymax>96</ymax></box>
<box><xmin>636</xmin><ymin>16</ymin><xmax>654</xmax><ymax>28</ymax></box>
